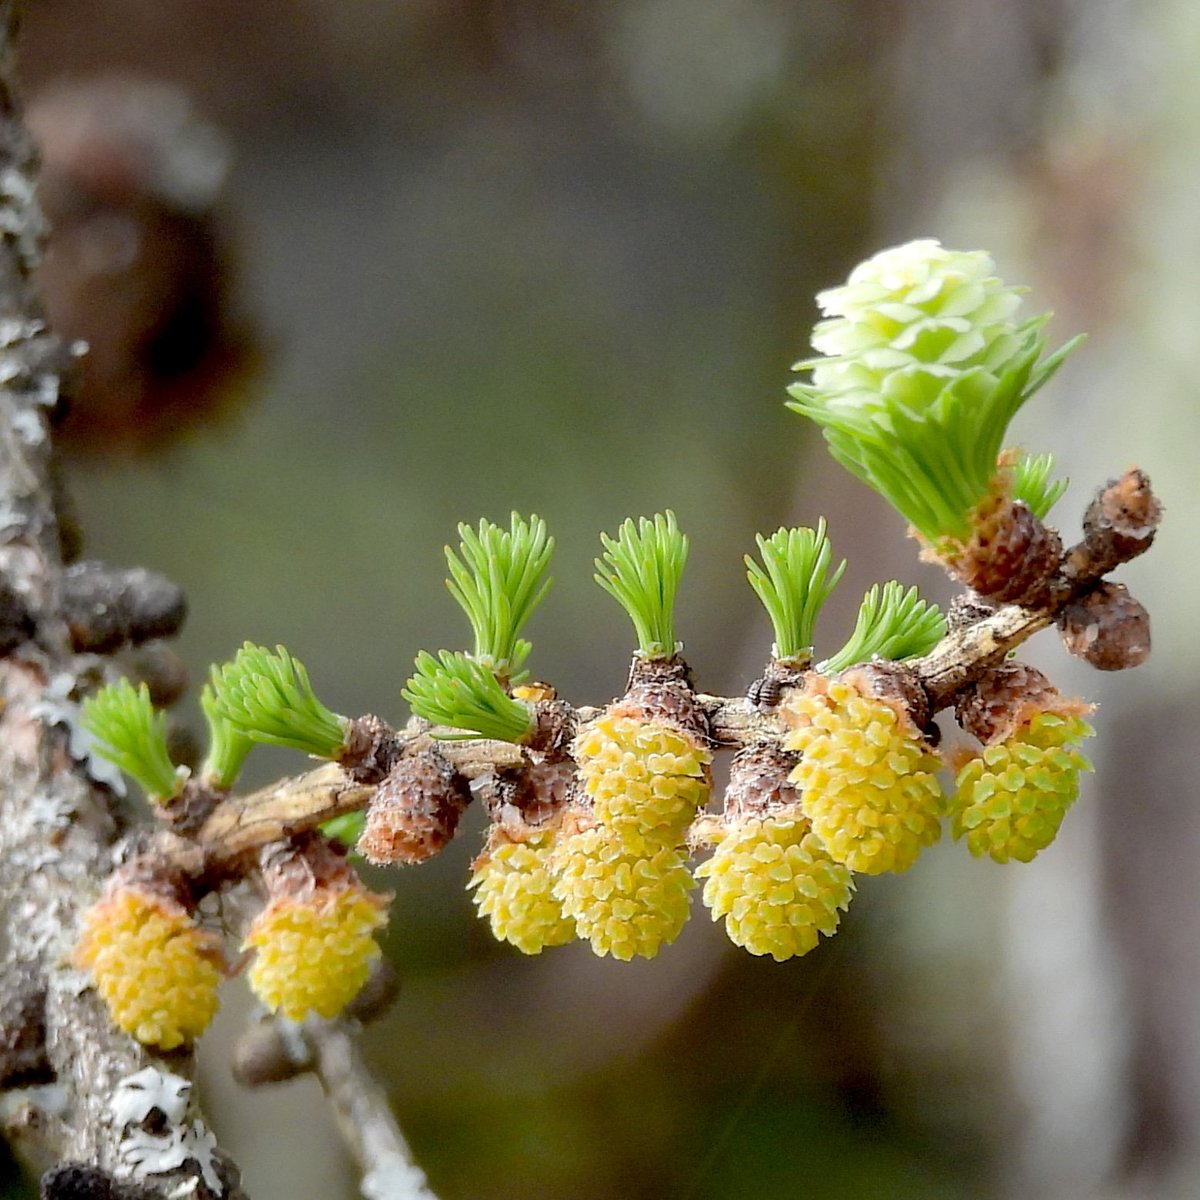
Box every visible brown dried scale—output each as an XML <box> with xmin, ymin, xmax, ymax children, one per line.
<box><xmin>941</xmin><ymin>497</ymin><xmax>1063</xmax><ymax>606</ymax></box>
<box><xmin>357</xmin><ymin>747</ymin><xmax>470</xmax><ymax>865</ymax></box>
<box><xmin>720</xmin><ymin>741</ymin><xmax>798</xmax><ymax>823</ymax></box>
<box><xmin>855</xmin><ymin>660</ymin><xmax>933</xmax><ymax>734</ymax></box>
<box><xmin>619</xmin><ymin>653</ymin><xmax>710</xmax><ymax>743</ymax></box>
<box><xmin>339</xmin><ymin>713</ymin><xmax>403</xmax><ymax>784</ymax></box>
<box><xmin>955</xmin><ymin>662</ymin><xmax>1069</xmax><ymax>744</ymax></box>
<box><xmin>478</xmin><ymin>756</ymin><xmax>578</xmax><ymax>832</ymax></box>
<box><xmin>1058</xmin><ymin>581</ymin><xmax>1151</xmax><ymax>671</ymax></box>
<box><xmin>747</xmin><ymin>658</ymin><xmax>809</xmax><ymax>709</ymax></box>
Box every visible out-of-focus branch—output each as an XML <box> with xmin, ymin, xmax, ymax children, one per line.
<box><xmin>0</xmin><ymin>7</ymin><xmax>250</xmax><ymax>1196</ymax></box>
<box><xmin>305</xmin><ymin>1023</ymin><xmax>438</xmax><ymax>1200</ymax></box>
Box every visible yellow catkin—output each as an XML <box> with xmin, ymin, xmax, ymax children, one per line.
<box><xmin>244</xmin><ymin>886</ymin><xmax>387</xmax><ymax>1021</ymax></box>
<box><xmin>573</xmin><ymin>713</ymin><xmax>710</xmax><ymax>853</ymax></box>
<box><xmin>74</xmin><ymin>888</ymin><xmax>221</xmax><ymax>1050</ymax></box>
<box><xmin>552</xmin><ymin>826</ymin><xmax>693</xmax><ymax>961</ymax></box>
<box><xmin>469</xmin><ymin>829</ymin><xmax>575</xmax><ymax>954</ymax></box>
<box><xmin>696</xmin><ymin>812</ymin><xmax>853</xmax><ymax>961</ymax></box>
<box><xmin>784</xmin><ymin>678</ymin><xmax>942</xmax><ymax>874</ymax></box>
<box><xmin>950</xmin><ymin>712</ymin><xmax>1094</xmax><ymax>863</ymax></box>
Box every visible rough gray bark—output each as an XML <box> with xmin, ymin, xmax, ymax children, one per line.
<box><xmin>0</xmin><ymin>4</ymin><xmax>246</xmax><ymax>1194</ymax></box>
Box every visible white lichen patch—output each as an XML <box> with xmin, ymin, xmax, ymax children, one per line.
<box><xmin>110</xmin><ymin>1069</ymin><xmax>223</xmax><ymax>1196</ymax></box>
<box><xmin>31</xmin><ymin>672</ymin><xmax>127</xmax><ymax>796</ymax></box>
<box><xmin>110</xmin><ymin>1067</ymin><xmax>192</xmax><ymax>1126</ymax></box>
<box><xmin>120</xmin><ymin>1123</ymin><xmax>222</xmax><ymax>1195</ymax></box>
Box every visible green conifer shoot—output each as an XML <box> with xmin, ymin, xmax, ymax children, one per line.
<box><xmin>594</xmin><ymin>511</ymin><xmax>689</xmax><ymax>660</ymax></box>
<box><xmin>786</xmin><ymin>239</ymin><xmax>1081</xmax><ymax>545</ymax></box>
<box><xmin>445</xmin><ymin>513</ymin><xmax>554</xmax><ymax>683</ymax></box>
<box><xmin>403</xmin><ymin>650</ymin><xmax>535</xmax><ymax>743</ymax></box>
<box><xmin>81</xmin><ymin>679</ymin><xmax>181</xmax><ymax>802</ymax></box>
<box><xmin>209</xmin><ymin>643</ymin><xmax>347</xmax><ymax>759</ymax></box>
<box><xmin>745</xmin><ymin>521</ymin><xmax>845</xmax><ymax>665</ymax></box>
<box><xmin>820</xmin><ymin>581</ymin><xmax>946</xmax><ymax>673</ymax></box>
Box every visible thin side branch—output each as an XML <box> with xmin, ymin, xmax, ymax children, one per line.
<box><xmin>163</xmin><ymin>467</ymin><xmax>1161</xmax><ymax>874</ymax></box>
<box><xmin>305</xmin><ymin>1022</ymin><xmax>439</xmax><ymax>1200</ymax></box>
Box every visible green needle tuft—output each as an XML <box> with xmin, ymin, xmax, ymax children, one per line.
<box><xmin>403</xmin><ymin>650</ymin><xmax>535</xmax><ymax>743</ymax></box>
<box><xmin>209</xmin><ymin>643</ymin><xmax>347</xmax><ymax>759</ymax></box>
<box><xmin>821</xmin><ymin>581</ymin><xmax>946</xmax><ymax>673</ymax></box>
<box><xmin>594</xmin><ymin>511</ymin><xmax>689</xmax><ymax>660</ymax></box>
<box><xmin>199</xmin><ymin>682</ymin><xmax>254</xmax><ymax>789</ymax></box>
<box><xmin>1012</xmin><ymin>451</ymin><xmax>1069</xmax><ymax>519</ymax></box>
<box><xmin>81</xmin><ymin>679</ymin><xmax>181</xmax><ymax>802</ymax></box>
<box><xmin>445</xmin><ymin>513</ymin><xmax>554</xmax><ymax>682</ymax></box>
<box><xmin>745</xmin><ymin>521</ymin><xmax>846</xmax><ymax>664</ymax></box>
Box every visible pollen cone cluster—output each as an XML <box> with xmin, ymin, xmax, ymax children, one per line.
<box><xmin>552</xmin><ymin>681</ymin><xmax>710</xmax><ymax>959</ymax></box>
<box><xmin>74</xmin><ymin>884</ymin><xmax>222</xmax><ymax>1049</ymax></box>
<box><xmin>245</xmin><ymin>884</ymin><xmax>388</xmax><ymax>1020</ymax></box>
<box><xmin>573</xmin><ymin>708</ymin><xmax>710</xmax><ymax>851</ymax></box>
<box><xmin>470</xmin><ymin>823</ymin><xmax>576</xmax><ymax>954</ymax></box>
<box><xmin>784</xmin><ymin>669</ymin><xmax>942</xmax><ymax>874</ymax></box>
<box><xmin>244</xmin><ymin>840</ymin><xmax>389</xmax><ymax>1021</ymax></box>
<box><xmin>696</xmin><ymin>801</ymin><xmax>853</xmax><ymax>962</ymax></box>
<box><xmin>950</xmin><ymin>664</ymin><xmax>1095</xmax><ymax>863</ymax></box>
<box><xmin>553</xmin><ymin>815</ymin><xmax>695</xmax><ymax>961</ymax></box>
<box><xmin>469</xmin><ymin>758</ymin><xmax>577</xmax><ymax>955</ymax></box>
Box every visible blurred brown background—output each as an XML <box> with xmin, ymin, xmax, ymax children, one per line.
<box><xmin>3</xmin><ymin>2</ymin><xmax>1194</xmax><ymax>1198</ymax></box>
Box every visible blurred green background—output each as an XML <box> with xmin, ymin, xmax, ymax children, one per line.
<box><xmin>4</xmin><ymin>2</ymin><xmax>1196</xmax><ymax>1198</ymax></box>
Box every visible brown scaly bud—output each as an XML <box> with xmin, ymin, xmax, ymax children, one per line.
<box><xmin>1070</xmin><ymin>468</ymin><xmax>1163</xmax><ymax>578</ymax></box>
<box><xmin>719</xmin><ymin>741</ymin><xmax>799</xmax><ymax>824</ymax></box>
<box><xmin>60</xmin><ymin>561</ymin><xmax>187</xmax><ymax>653</ymax></box>
<box><xmin>477</xmin><ymin>756</ymin><xmax>579</xmax><ymax>833</ymax></box>
<box><xmin>1058</xmin><ymin>581</ymin><xmax>1151</xmax><ymax>671</ymax></box>
<box><xmin>339</xmin><ymin>713</ymin><xmax>403</xmax><ymax>785</ymax></box>
<box><xmin>117</xmin><ymin>643</ymin><xmax>189</xmax><ymax>707</ymax></box>
<box><xmin>231</xmin><ymin>1021</ymin><xmax>310</xmax><ymax>1087</ymax></box>
<box><xmin>954</xmin><ymin>662</ymin><xmax>1081</xmax><ymax>744</ymax></box>
<box><xmin>746</xmin><ymin>659</ymin><xmax>809</xmax><ymax>710</ymax></box>
<box><xmin>936</xmin><ymin>493</ymin><xmax>1063</xmax><ymax>607</ymax></box>
<box><xmin>619</xmin><ymin>652</ymin><xmax>710</xmax><ymax>744</ymax></box>
<box><xmin>357</xmin><ymin>747</ymin><xmax>470</xmax><ymax>866</ymax></box>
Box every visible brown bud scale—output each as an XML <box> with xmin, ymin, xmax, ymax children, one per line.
<box><xmin>938</xmin><ymin>499</ymin><xmax>1062</xmax><ymax>606</ymax></box>
<box><xmin>477</xmin><ymin>756</ymin><xmax>578</xmax><ymax>832</ymax></box>
<box><xmin>721</xmin><ymin>741</ymin><xmax>800</xmax><ymax>822</ymax></box>
<box><xmin>955</xmin><ymin>661</ymin><xmax>1091</xmax><ymax>744</ymax></box>
<box><xmin>1058</xmin><ymin>581</ymin><xmax>1151</xmax><ymax>671</ymax></box>
<box><xmin>357</xmin><ymin>748</ymin><xmax>469</xmax><ymax>865</ymax></box>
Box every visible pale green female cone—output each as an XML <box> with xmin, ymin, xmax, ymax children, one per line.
<box><xmin>788</xmin><ymin>238</ymin><xmax>1079</xmax><ymax>552</ymax></box>
<box><xmin>805</xmin><ymin>239</ymin><xmax>1026</xmax><ymax>405</ymax></box>
<box><xmin>949</xmin><ymin>662</ymin><xmax>1095</xmax><ymax>864</ymax></box>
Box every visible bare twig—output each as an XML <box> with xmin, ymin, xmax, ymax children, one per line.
<box><xmin>304</xmin><ymin>1022</ymin><xmax>438</xmax><ymax>1200</ymax></box>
